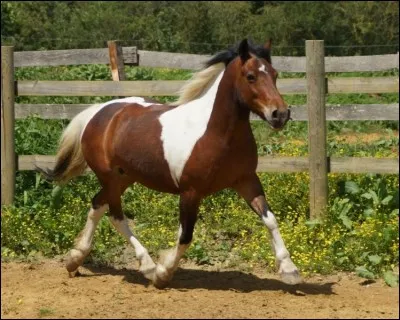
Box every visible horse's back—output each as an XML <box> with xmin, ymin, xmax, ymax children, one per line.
<box><xmin>81</xmin><ymin>98</ymin><xmax>179</xmax><ymax>193</ymax></box>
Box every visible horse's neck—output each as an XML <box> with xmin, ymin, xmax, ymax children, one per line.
<box><xmin>207</xmin><ymin>72</ymin><xmax>251</xmax><ymax>140</ymax></box>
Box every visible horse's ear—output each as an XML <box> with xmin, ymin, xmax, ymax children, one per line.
<box><xmin>264</xmin><ymin>38</ymin><xmax>272</xmax><ymax>50</ymax></box>
<box><xmin>238</xmin><ymin>38</ymin><xmax>251</xmax><ymax>63</ymax></box>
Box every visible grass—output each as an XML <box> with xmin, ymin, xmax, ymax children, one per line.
<box><xmin>38</xmin><ymin>308</ymin><xmax>54</xmax><ymax>318</ymax></box>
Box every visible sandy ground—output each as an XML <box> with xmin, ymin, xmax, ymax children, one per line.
<box><xmin>1</xmin><ymin>258</ymin><xmax>398</xmax><ymax>319</ymax></box>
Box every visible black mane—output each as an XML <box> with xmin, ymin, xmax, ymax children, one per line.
<box><xmin>205</xmin><ymin>39</ymin><xmax>271</xmax><ymax>68</ymax></box>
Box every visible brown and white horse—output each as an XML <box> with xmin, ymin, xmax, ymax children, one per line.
<box><xmin>38</xmin><ymin>38</ymin><xmax>302</xmax><ymax>288</ymax></box>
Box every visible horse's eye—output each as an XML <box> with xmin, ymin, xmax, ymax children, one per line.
<box><xmin>246</xmin><ymin>73</ymin><xmax>256</xmax><ymax>82</ymax></box>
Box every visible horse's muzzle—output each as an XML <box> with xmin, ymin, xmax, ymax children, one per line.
<box><xmin>266</xmin><ymin>108</ymin><xmax>291</xmax><ymax>130</ymax></box>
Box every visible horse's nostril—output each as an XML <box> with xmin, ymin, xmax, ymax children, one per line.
<box><xmin>271</xmin><ymin>109</ymin><xmax>278</xmax><ymax>119</ymax></box>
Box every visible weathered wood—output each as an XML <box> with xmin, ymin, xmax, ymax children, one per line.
<box><xmin>108</xmin><ymin>41</ymin><xmax>126</xmax><ymax>81</ymax></box>
<box><xmin>271</xmin><ymin>56</ymin><xmax>306</xmax><ymax>73</ymax></box>
<box><xmin>16</xmin><ymin>80</ymin><xmax>185</xmax><ymax>96</ymax></box>
<box><xmin>137</xmin><ymin>50</ymin><xmax>209</xmax><ymax>70</ymax></box>
<box><xmin>257</xmin><ymin>156</ymin><xmax>309</xmax><ymax>172</ymax></box>
<box><xmin>1</xmin><ymin>46</ymin><xmax>16</xmax><ymax>205</ymax></box>
<box><xmin>18</xmin><ymin>155</ymin><xmax>399</xmax><ymax>174</ymax></box>
<box><xmin>15</xmin><ymin>104</ymin><xmax>94</xmax><ymax>119</ymax></box>
<box><xmin>135</xmin><ymin>49</ymin><xmax>305</xmax><ymax>80</ymax></box>
<box><xmin>16</xmin><ymin>79</ymin><xmax>304</xmax><ymax>96</ymax></box>
<box><xmin>258</xmin><ymin>156</ymin><xmax>398</xmax><ymax>174</ymax></box>
<box><xmin>306</xmin><ymin>40</ymin><xmax>328</xmax><ymax>220</ymax></box>
<box><xmin>250</xmin><ymin>103</ymin><xmax>399</xmax><ymax>121</ymax></box>
<box><xmin>324</xmin><ymin>53</ymin><xmax>399</xmax><ymax>73</ymax></box>
<box><xmin>329</xmin><ymin>157</ymin><xmax>399</xmax><ymax>174</ymax></box>
<box><xmin>16</xmin><ymin>103</ymin><xmax>399</xmax><ymax>121</ymax></box>
<box><xmin>272</xmin><ymin>53</ymin><xmax>399</xmax><ymax>73</ymax></box>
<box><xmin>324</xmin><ymin>104</ymin><xmax>399</xmax><ymax>121</ymax></box>
<box><xmin>137</xmin><ymin>51</ymin><xmax>399</xmax><ymax>72</ymax></box>
<box><xmin>18</xmin><ymin>155</ymin><xmax>59</xmax><ymax>171</ymax></box>
<box><xmin>108</xmin><ymin>41</ymin><xmax>126</xmax><ymax>100</ymax></box>
<box><xmin>16</xmin><ymin>77</ymin><xmax>398</xmax><ymax>97</ymax></box>
<box><xmin>327</xmin><ymin>77</ymin><xmax>399</xmax><ymax>93</ymax></box>
<box><xmin>14</xmin><ymin>47</ymin><xmax>398</xmax><ymax>72</ymax></box>
<box><xmin>14</xmin><ymin>47</ymin><xmax>138</xmax><ymax>67</ymax></box>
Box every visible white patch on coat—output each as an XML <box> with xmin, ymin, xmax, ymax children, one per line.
<box><xmin>80</xmin><ymin>97</ymin><xmax>159</xmax><ymax>140</ymax></box>
<box><xmin>159</xmin><ymin>70</ymin><xmax>225</xmax><ymax>187</ymax></box>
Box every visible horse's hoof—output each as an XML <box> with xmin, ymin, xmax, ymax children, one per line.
<box><xmin>66</xmin><ymin>260</ymin><xmax>80</xmax><ymax>273</ymax></box>
<box><xmin>152</xmin><ymin>264</ymin><xmax>172</xmax><ymax>289</ymax></box>
<box><xmin>153</xmin><ymin>279</ymin><xmax>170</xmax><ymax>289</ymax></box>
<box><xmin>280</xmin><ymin>270</ymin><xmax>303</xmax><ymax>285</ymax></box>
<box><xmin>68</xmin><ymin>269</ymin><xmax>81</xmax><ymax>278</ymax></box>
<box><xmin>65</xmin><ymin>249</ymin><xmax>83</xmax><ymax>273</ymax></box>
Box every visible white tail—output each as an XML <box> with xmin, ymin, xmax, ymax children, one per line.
<box><xmin>36</xmin><ymin>104</ymin><xmax>101</xmax><ymax>184</ymax></box>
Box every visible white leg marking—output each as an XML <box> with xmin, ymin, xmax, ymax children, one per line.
<box><xmin>109</xmin><ymin>217</ymin><xmax>156</xmax><ymax>278</ymax></box>
<box><xmin>153</xmin><ymin>224</ymin><xmax>190</xmax><ymax>288</ymax></box>
<box><xmin>75</xmin><ymin>205</ymin><xmax>108</xmax><ymax>253</ymax></box>
<box><xmin>66</xmin><ymin>204</ymin><xmax>108</xmax><ymax>274</ymax></box>
<box><xmin>262</xmin><ymin>211</ymin><xmax>302</xmax><ymax>284</ymax></box>
<box><xmin>161</xmin><ymin>224</ymin><xmax>186</xmax><ymax>270</ymax></box>
<box><xmin>161</xmin><ymin>244</ymin><xmax>189</xmax><ymax>271</ymax></box>
<box><xmin>159</xmin><ymin>70</ymin><xmax>225</xmax><ymax>187</ymax></box>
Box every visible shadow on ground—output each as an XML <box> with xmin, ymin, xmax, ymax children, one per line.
<box><xmin>82</xmin><ymin>263</ymin><xmax>336</xmax><ymax>296</ymax></box>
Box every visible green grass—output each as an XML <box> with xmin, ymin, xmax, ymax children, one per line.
<box><xmin>38</xmin><ymin>308</ymin><xmax>54</xmax><ymax>318</ymax></box>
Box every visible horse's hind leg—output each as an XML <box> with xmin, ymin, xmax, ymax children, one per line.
<box><xmin>106</xmin><ymin>187</ymin><xmax>157</xmax><ymax>281</ymax></box>
<box><xmin>66</xmin><ymin>189</ymin><xmax>108</xmax><ymax>276</ymax></box>
<box><xmin>233</xmin><ymin>173</ymin><xmax>302</xmax><ymax>285</ymax></box>
<box><xmin>152</xmin><ymin>191</ymin><xmax>200</xmax><ymax>289</ymax></box>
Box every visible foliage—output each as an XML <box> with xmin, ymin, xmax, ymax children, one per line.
<box><xmin>2</xmin><ymin>1</ymin><xmax>398</xmax><ymax>55</ymax></box>
<box><xmin>2</xmin><ymin>170</ymin><xmax>398</xmax><ymax>285</ymax></box>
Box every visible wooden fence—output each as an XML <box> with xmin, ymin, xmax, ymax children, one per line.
<box><xmin>1</xmin><ymin>40</ymin><xmax>399</xmax><ymax>219</ymax></box>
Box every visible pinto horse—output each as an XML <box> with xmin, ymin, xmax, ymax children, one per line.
<box><xmin>38</xmin><ymin>38</ymin><xmax>302</xmax><ymax>288</ymax></box>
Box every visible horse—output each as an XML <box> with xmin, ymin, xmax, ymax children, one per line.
<box><xmin>37</xmin><ymin>38</ymin><xmax>302</xmax><ymax>289</ymax></box>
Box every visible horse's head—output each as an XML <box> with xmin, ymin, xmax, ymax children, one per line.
<box><xmin>233</xmin><ymin>38</ymin><xmax>290</xmax><ymax>130</ymax></box>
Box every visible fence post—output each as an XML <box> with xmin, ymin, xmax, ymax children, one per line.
<box><xmin>306</xmin><ymin>40</ymin><xmax>328</xmax><ymax>220</ymax></box>
<box><xmin>1</xmin><ymin>46</ymin><xmax>16</xmax><ymax>205</ymax></box>
<box><xmin>107</xmin><ymin>40</ymin><xmax>126</xmax><ymax>81</ymax></box>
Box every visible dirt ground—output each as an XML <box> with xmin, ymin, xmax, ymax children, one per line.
<box><xmin>1</xmin><ymin>258</ymin><xmax>399</xmax><ymax>319</ymax></box>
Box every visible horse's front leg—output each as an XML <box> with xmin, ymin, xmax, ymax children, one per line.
<box><xmin>233</xmin><ymin>173</ymin><xmax>302</xmax><ymax>285</ymax></box>
<box><xmin>153</xmin><ymin>191</ymin><xmax>200</xmax><ymax>289</ymax></box>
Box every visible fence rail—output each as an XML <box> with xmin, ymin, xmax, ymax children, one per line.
<box><xmin>17</xmin><ymin>155</ymin><xmax>399</xmax><ymax>175</ymax></box>
<box><xmin>1</xmin><ymin>41</ymin><xmax>399</xmax><ymax>219</ymax></box>
<box><xmin>14</xmin><ymin>47</ymin><xmax>138</xmax><ymax>67</ymax></box>
<box><xmin>15</xmin><ymin>103</ymin><xmax>400</xmax><ymax>121</ymax></box>
<box><xmin>14</xmin><ymin>48</ymin><xmax>399</xmax><ymax>72</ymax></box>
<box><xmin>15</xmin><ymin>77</ymin><xmax>400</xmax><ymax>96</ymax></box>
